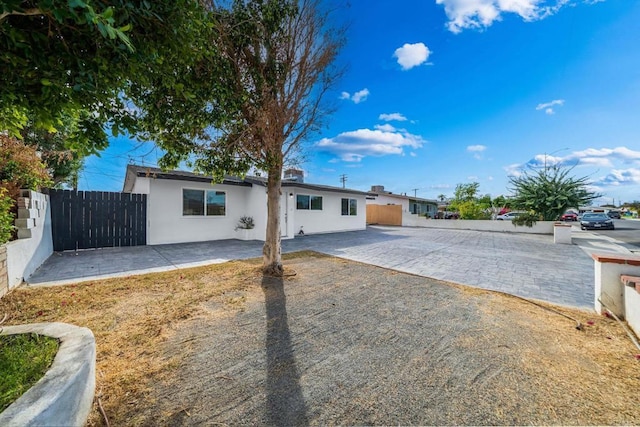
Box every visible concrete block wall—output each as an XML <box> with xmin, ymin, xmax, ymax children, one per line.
<box><xmin>408</xmin><ymin>217</ymin><xmax>555</xmax><ymax>234</ymax></box>
<box><xmin>4</xmin><ymin>190</ymin><xmax>53</xmax><ymax>291</ymax></box>
<box><xmin>0</xmin><ymin>246</ymin><xmax>7</xmax><ymax>298</ymax></box>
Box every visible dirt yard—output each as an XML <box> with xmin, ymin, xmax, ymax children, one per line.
<box><xmin>1</xmin><ymin>252</ymin><xmax>639</xmax><ymax>426</ymax></box>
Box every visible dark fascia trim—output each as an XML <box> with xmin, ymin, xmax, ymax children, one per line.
<box><xmin>280</xmin><ymin>181</ymin><xmax>371</xmax><ymax>196</ymax></box>
<box><xmin>135</xmin><ymin>171</ymin><xmax>251</xmax><ymax>187</ymax></box>
<box><xmin>245</xmin><ymin>176</ymin><xmax>370</xmax><ymax>196</ymax></box>
<box><xmin>128</xmin><ymin>165</ymin><xmax>251</xmax><ymax>187</ymax></box>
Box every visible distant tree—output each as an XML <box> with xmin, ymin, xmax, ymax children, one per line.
<box><xmin>452</xmin><ymin>182</ymin><xmax>480</xmax><ymax>204</ymax></box>
<box><xmin>450</xmin><ymin>182</ymin><xmax>490</xmax><ymax>219</ymax></box>
<box><xmin>138</xmin><ymin>0</ymin><xmax>344</xmax><ymax>276</ymax></box>
<box><xmin>509</xmin><ymin>165</ymin><xmax>599</xmax><ymax>221</ymax></box>
<box><xmin>437</xmin><ymin>194</ymin><xmax>448</xmax><ymax>203</ymax></box>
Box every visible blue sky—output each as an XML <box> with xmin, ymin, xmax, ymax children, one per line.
<box><xmin>82</xmin><ymin>0</ymin><xmax>640</xmax><ymax>205</ymax></box>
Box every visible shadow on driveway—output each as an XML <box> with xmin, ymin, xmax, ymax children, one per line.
<box><xmin>262</xmin><ymin>275</ymin><xmax>309</xmax><ymax>426</ymax></box>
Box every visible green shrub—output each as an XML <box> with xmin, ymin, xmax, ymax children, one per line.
<box><xmin>0</xmin><ymin>188</ymin><xmax>14</xmax><ymax>244</ymax></box>
<box><xmin>511</xmin><ymin>212</ymin><xmax>540</xmax><ymax>228</ymax></box>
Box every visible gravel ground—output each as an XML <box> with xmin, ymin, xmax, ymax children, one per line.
<box><xmin>134</xmin><ymin>256</ymin><xmax>640</xmax><ymax>426</ymax></box>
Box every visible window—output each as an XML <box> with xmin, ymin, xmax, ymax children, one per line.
<box><xmin>341</xmin><ymin>198</ymin><xmax>357</xmax><ymax>216</ymax></box>
<box><xmin>310</xmin><ymin>195</ymin><xmax>323</xmax><ymax>210</ymax></box>
<box><xmin>182</xmin><ymin>189</ymin><xmax>226</xmax><ymax>216</ymax></box>
<box><xmin>207</xmin><ymin>191</ymin><xmax>226</xmax><ymax>216</ymax></box>
<box><xmin>296</xmin><ymin>194</ymin><xmax>323</xmax><ymax>210</ymax></box>
<box><xmin>296</xmin><ymin>195</ymin><xmax>310</xmax><ymax>210</ymax></box>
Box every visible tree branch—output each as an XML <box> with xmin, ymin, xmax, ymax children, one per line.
<box><xmin>0</xmin><ymin>8</ymin><xmax>44</xmax><ymax>24</ymax></box>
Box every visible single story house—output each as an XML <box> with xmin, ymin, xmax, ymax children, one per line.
<box><xmin>123</xmin><ymin>165</ymin><xmax>368</xmax><ymax>245</ymax></box>
<box><xmin>366</xmin><ymin>185</ymin><xmax>438</xmax><ymax>217</ymax></box>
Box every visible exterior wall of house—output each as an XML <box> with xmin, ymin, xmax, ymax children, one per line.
<box><xmin>131</xmin><ymin>176</ymin><xmax>151</xmax><ymax>194</ymax></box>
<box><xmin>366</xmin><ymin>194</ymin><xmax>410</xmax><ymax>211</ymax></box>
<box><xmin>5</xmin><ymin>190</ymin><xmax>53</xmax><ymax>289</ymax></box>
<box><xmin>290</xmin><ymin>188</ymin><xmax>366</xmax><ymax>235</ymax></box>
<box><xmin>145</xmin><ymin>178</ymin><xmax>251</xmax><ymax>245</ymax></box>
<box><xmin>243</xmin><ymin>185</ymin><xmax>268</xmax><ymax>241</ymax></box>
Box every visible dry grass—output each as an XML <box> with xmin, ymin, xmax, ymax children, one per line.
<box><xmin>0</xmin><ymin>251</ymin><xmax>638</xmax><ymax>425</ymax></box>
<box><xmin>0</xmin><ymin>252</ymin><xmax>306</xmax><ymax>426</ymax></box>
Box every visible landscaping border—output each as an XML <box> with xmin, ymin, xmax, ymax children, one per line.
<box><xmin>0</xmin><ymin>322</ymin><xmax>95</xmax><ymax>427</ymax></box>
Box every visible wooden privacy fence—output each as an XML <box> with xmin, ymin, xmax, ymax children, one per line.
<box><xmin>366</xmin><ymin>204</ymin><xmax>402</xmax><ymax>226</ymax></box>
<box><xmin>49</xmin><ymin>190</ymin><xmax>147</xmax><ymax>251</ymax></box>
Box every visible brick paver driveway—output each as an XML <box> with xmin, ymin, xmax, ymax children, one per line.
<box><xmin>28</xmin><ymin>226</ymin><xmax>595</xmax><ymax>308</ymax></box>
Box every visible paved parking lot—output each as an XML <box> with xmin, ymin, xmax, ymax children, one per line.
<box><xmin>25</xmin><ymin>226</ymin><xmax>619</xmax><ymax>309</ymax></box>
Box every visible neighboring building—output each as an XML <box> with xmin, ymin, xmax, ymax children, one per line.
<box><xmin>366</xmin><ymin>185</ymin><xmax>438</xmax><ymax>217</ymax></box>
<box><xmin>123</xmin><ymin>165</ymin><xmax>367</xmax><ymax>245</ymax></box>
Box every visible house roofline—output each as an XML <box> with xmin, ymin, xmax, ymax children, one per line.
<box><xmin>123</xmin><ymin>164</ymin><xmax>370</xmax><ymax>196</ymax></box>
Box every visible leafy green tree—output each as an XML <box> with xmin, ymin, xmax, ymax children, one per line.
<box><xmin>452</xmin><ymin>182</ymin><xmax>480</xmax><ymax>204</ymax></box>
<box><xmin>0</xmin><ymin>135</ymin><xmax>52</xmax><ymax>199</ymax></box>
<box><xmin>1</xmin><ymin>0</ymin><xmax>206</xmax><ymax>143</ymax></box>
<box><xmin>139</xmin><ymin>0</ymin><xmax>344</xmax><ymax>275</ymax></box>
<box><xmin>508</xmin><ymin>165</ymin><xmax>599</xmax><ymax>221</ymax></box>
<box><xmin>19</xmin><ymin>110</ymin><xmax>99</xmax><ymax>188</ymax></box>
<box><xmin>457</xmin><ymin>200</ymin><xmax>489</xmax><ymax>220</ymax></box>
<box><xmin>449</xmin><ymin>182</ymin><xmax>491</xmax><ymax>219</ymax></box>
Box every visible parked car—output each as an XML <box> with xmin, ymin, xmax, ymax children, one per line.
<box><xmin>580</xmin><ymin>213</ymin><xmax>615</xmax><ymax>230</ymax></box>
<box><xmin>496</xmin><ymin>212</ymin><xmax>522</xmax><ymax>220</ymax></box>
<box><xmin>560</xmin><ymin>212</ymin><xmax>578</xmax><ymax>221</ymax></box>
<box><xmin>444</xmin><ymin>211</ymin><xmax>460</xmax><ymax>219</ymax></box>
<box><xmin>607</xmin><ymin>210</ymin><xmax>621</xmax><ymax>219</ymax></box>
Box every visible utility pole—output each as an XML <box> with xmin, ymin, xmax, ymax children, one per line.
<box><xmin>339</xmin><ymin>174</ymin><xmax>347</xmax><ymax>188</ymax></box>
<box><xmin>411</xmin><ymin>188</ymin><xmax>418</xmax><ymax>198</ymax></box>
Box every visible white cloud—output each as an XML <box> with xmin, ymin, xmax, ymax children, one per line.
<box><xmin>536</xmin><ymin>99</ymin><xmax>565</xmax><ymax>115</ymax></box>
<box><xmin>379</xmin><ymin>113</ymin><xmax>408</xmax><ymax>122</ymax></box>
<box><xmin>467</xmin><ymin>144</ymin><xmax>487</xmax><ymax>160</ymax></box>
<box><xmin>467</xmin><ymin>144</ymin><xmax>487</xmax><ymax>152</ymax></box>
<box><xmin>340</xmin><ymin>88</ymin><xmax>370</xmax><ymax>104</ymax></box>
<box><xmin>375</xmin><ymin>124</ymin><xmax>397</xmax><ymax>132</ymax></box>
<box><xmin>410</xmin><ymin>152</ymin><xmax>418</xmax><ymax>157</ymax></box>
<box><xmin>505</xmin><ymin>146</ymin><xmax>640</xmax><ymax>188</ymax></box>
<box><xmin>595</xmin><ymin>168</ymin><xmax>640</xmax><ymax>187</ymax></box>
<box><xmin>467</xmin><ymin>175</ymin><xmax>479</xmax><ymax>180</ymax></box>
<box><xmin>431</xmin><ymin>184</ymin><xmax>452</xmax><ymax>189</ymax></box>
<box><xmin>316</xmin><ymin>128</ymin><xmax>425</xmax><ymax>162</ymax></box>
<box><xmin>436</xmin><ymin>0</ymin><xmax>576</xmax><ymax>33</ymax></box>
<box><xmin>393</xmin><ymin>43</ymin><xmax>431</xmax><ymax>70</ymax></box>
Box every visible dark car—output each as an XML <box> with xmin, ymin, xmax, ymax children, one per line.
<box><xmin>580</xmin><ymin>213</ymin><xmax>615</xmax><ymax>230</ymax></box>
<box><xmin>607</xmin><ymin>210</ymin><xmax>621</xmax><ymax>219</ymax></box>
<box><xmin>560</xmin><ymin>212</ymin><xmax>578</xmax><ymax>221</ymax></box>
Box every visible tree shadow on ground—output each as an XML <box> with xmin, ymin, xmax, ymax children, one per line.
<box><xmin>262</xmin><ymin>275</ymin><xmax>309</xmax><ymax>426</ymax></box>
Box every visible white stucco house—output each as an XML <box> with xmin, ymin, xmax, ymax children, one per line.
<box><xmin>123</xmin><ymin>165</ymin><xmax>368</xmax><ymax>245</ymax></box>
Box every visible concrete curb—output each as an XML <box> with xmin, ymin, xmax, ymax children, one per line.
<box><xmin>0</xmin><ymin>322</ymin><xmax>96</xmax><ymax>427</ymax></box>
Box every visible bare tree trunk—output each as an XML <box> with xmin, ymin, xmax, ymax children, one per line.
<box><xmin>263</xmin><ymin>166</ymin><xmax>283</xmax><ymax>276</ymax></box>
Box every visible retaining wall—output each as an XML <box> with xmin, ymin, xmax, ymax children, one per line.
<box><xmin>592</xmin><ymin>253</ymin><xmax>640</xmax><ymax>339</ymax></box>
<box><xmin>3</xmin><ymin>190</ymin><xmax>53</xmax><ymax>291</ymax></box>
